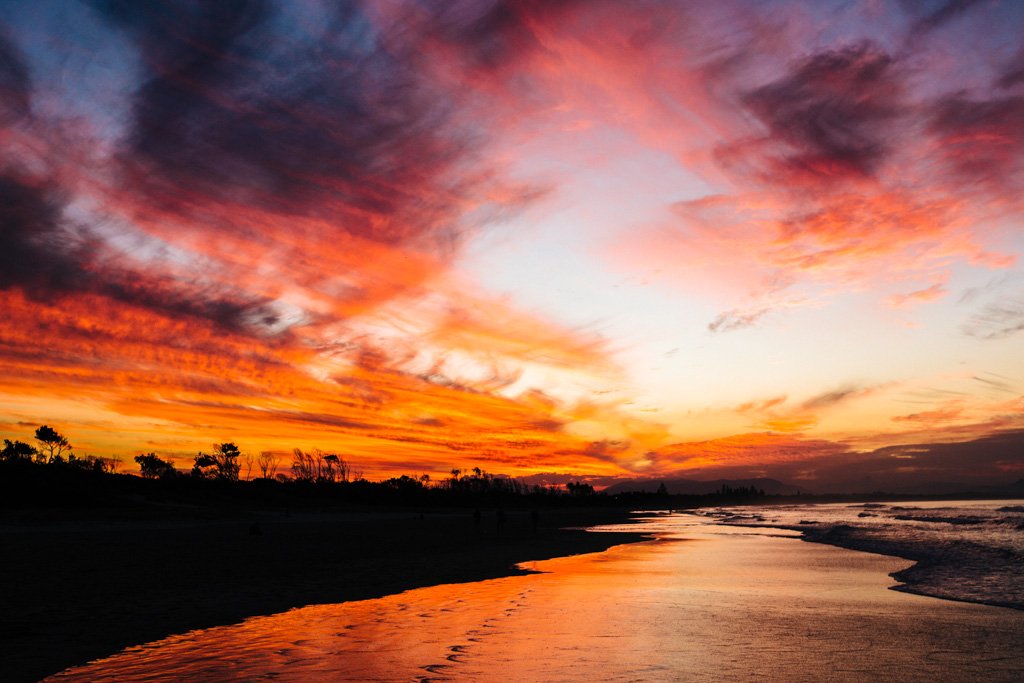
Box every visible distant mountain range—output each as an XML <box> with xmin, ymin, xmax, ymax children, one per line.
<box><xmin>603</xmin><ymin>477</ymin><xmax>803</xmax><ymax>496</ymax></box>
<box><xmin>603</xmin><ymin>476</ymin><xmax>1024</xmax><ymax>497</ymax></box>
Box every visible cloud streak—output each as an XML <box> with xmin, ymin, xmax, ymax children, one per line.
<box><xmin>601</xmin><ymin>2</ymin><xmax>1021</xmax><ymax>328</ymax></box>
<box><xmin>0</xmin><ymin>1</ymin><xmax>1021</xmax><ymax>483</ymax></box>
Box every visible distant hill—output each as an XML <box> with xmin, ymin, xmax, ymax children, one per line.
<box><xmin>808</xmin><ymin>476</ymin><xmax>1024</xmax><ymax>496</ymax></box>
<box><xmin>603</xmin><ymin>477</ymin><xmax>803</xmax><ymax>496</ymax></box>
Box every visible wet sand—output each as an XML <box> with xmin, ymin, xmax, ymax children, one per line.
<box><xmin>46</xmin><ymin>515</ymin><xmax>1024</xmax><ymax>682</ymax></box>
<box><xmin>0</xmin><ymin>507</ymin><xmax>642</xmax><ymax>683</ymax></box>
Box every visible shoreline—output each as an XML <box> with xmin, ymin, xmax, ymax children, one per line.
<box><xmin>1</xmin><ymin>507</ymin><xmax>647</xmax><ymax>683</ymax></box>
<box><xmin>49</xmin><ymin>513</ymin><xmax>1024</xmax><ymax>682</ymax></box>
<box><xmin>796</xmin><ymin>527</ymin><xmax>1024</xmax><ymax>612</ymax></box>
<box><xmin>688</xmin><ymin>505</ymin><xmax>1024</xmax><ymax>612</ymax></box>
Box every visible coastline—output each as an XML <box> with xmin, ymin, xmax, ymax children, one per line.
<box><xmin>48</xmin><ymin>513</ymin><xmax>1024</xmax><ymax>682</ymax></box>
<box><xmin>796</xmin><ymin>524</ymin><xmax>1024</xmax><ymax>612</ymax></box>
<box><xmin>692</xmin><ymin>503</ymin><xmax>1024</xmax><ymax>612</ymax></box>
<box><xmin>1</xmin><ymin>507</ymin><xmax>646</xmax><ymax>683</ymax></box>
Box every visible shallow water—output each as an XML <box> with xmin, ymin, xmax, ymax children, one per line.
<box><xmin>50</xmin><ymin>514</ymin><xmax>1024</xmax><ymax>682</ymax></box>
<box><xmin>700</xmin><ymin>500</ymin><xmax>1024</xmax><ymax>608</ymax></box>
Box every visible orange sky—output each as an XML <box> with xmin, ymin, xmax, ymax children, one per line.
<box><xmin>1</xmin><ymin>1</ymin><xmax>1022</xmax><ymax>490</ymax></box>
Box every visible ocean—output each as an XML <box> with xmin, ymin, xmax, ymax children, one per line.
<box><xmin>697</xmin><ymin>499</ymin><xmax>1024</xmax><ymax>610</ymax></box>
<box><xmin>49</xmin><ymin>505</ymin><xmax>1024</xmax><ymax>682</ymax></box>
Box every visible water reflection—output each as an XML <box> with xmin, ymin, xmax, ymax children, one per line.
<box><xmin>50</xmin><ymin>515</ymin><xmax>1024</xmax><ymax>682</ymax></box>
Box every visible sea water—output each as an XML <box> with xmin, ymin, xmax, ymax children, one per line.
<box><xmin>697</xmin><ymin>500</ymin><xmax>1024</xmax><ymax>610</ymax></box>
<box><xmin>49</xmin><ymin>508</ymin><xmax>1024</xmax><ymax>682</ymax></box>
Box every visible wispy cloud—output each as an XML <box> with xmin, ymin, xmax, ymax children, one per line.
<box><xmin>962</xmin><ymin>297</ymin><xmax>1024</xmax><ymax>339</ymax></box>
<box><xmin>600</xmin><ymin>2</ymin><xmax>1020</xmax><ymax>328</ymax></box>
<box><xmin>0</xmin><ymin>1</ymin><xmax>1021</xmax><ymax>481</ymax></box>
<box><xmin>708</xmin><ymin>307</ymin><xmax>769</xmax><ymax>333</ymax></box>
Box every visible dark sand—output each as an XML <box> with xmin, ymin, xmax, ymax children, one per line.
<box><xmin>0</xmin><ymin>507</ymin><xmax>644</xmax><ymax>682</ymax></box>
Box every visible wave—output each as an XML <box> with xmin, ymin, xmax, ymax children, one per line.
<box><xmin>696</xmin><ymin>500</ymin><xmax>1024</xmax><ymax>611</ymax></box>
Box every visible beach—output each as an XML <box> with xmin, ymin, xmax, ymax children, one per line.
<box><xmin>0</xmin><ymin>507</ymin><xmax>643</xmax><ymax>683</ymax></box>
<box><xmin>41</xmin><ymin>513</ymin><xmax>1024</xmax><ymax>682</ymax></box>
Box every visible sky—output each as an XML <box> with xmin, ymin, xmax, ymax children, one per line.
<box><xmin>1</xmin><ymin>0</ymin><xmax>1022</xmax><ymax>491</ymax></box>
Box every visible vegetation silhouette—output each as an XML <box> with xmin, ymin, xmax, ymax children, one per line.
<box><xmin>10</xmin><ymin>422</ymin><xmax>1007</xmax><ymax>513</ymax></box>
<box><xmin>135</xmin><ymin>453</ymin><xmax>177</xmax><ymax>479</ymax></box>
<box><xmin>0</xmin><ymin>424</ymin><xmax>790</xmax><ymax>515</ymax></box>
<box><xmin>35</xmin><ymin>425</ymin><xmax>71</xmax><ymax>463</ymax></box>
<box><xmin>192</xmin><ymin>442</ymin><xmax>242</xmax><ymax>481</ymax></box>
<box><xmin>2</xmin><ymin>439</ymin><xmax>37</xmax><ymax>461</ymax></box>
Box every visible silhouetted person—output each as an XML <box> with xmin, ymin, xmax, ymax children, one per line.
<box><xmin>496</xmin><ymin>507</ymin><xmax>506</xmax><ymax>537</ymax></box>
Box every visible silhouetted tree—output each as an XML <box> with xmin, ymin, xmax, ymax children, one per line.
<box><xmin>322</xmin><ymin>453</ymin><xmax>338</xmax><ymax>481</ymax></box>
<box><xmin>34</xmin><ymin>425</ymin><xmax>70</xmax><ymax>463</ymax></box>
<box><xmin>448</xmin><ymin>468</ymin><xmax>462</xmax><ymax>489</ymax></box>
<box><xmin>256</xmin><ymin>451</ymin><xmax>279</xmax><ymax>479</ymax></box>
<box><xmin>292</xmin><ymin>449</ymin><xmax>349</xmax><ymax>483</ymax></box>
<box><xmin>1</xmin><ymin>439</ymin><xmax>37</xmax><ymax>461</ymax></box>
<box><xmin>192</xmin><ymin>453</ymin><xmax>217</xmax><ymax>478</ymax></box>
<box><xmin>656</xmin><ymin>482</ymin><xmax>668</xmax><ymax>496</ymax></box>
<box><xmin>192</xmin><ymin>443</ymin><xmax>241</xmax><ymax>481</ymax></box>
<box><xmin>384</xmin><ymin>474</ymin><xmax>426</xmax><ymax>492</ymax></box>
<box><xmin>322</xmin><ymin>453</ymin><xmax>351</xmax><ymax>482</ymax></box>
<box><xmin>66</xmin><ymin>453</ymin><xmax>109</xmax><ymax>473</ymax></box>
<box><xmin>566</xmin><ymin>481</ymin><xmax>595</xmax><ymax>496</ymax></box>
<box><xmin>291</xmin><ymin>448</ymin><xmax>320</xmax><ymax>483</ymax></box>
<box><xmin>135</xmin><ymin>453</ymin><xmax>177</xmax><ymax>479</ymax></box>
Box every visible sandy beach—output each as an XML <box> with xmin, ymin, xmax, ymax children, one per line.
<box><xmin>42</xmin><ymin>513</ymin><xmax>1024</xmax><ymax>682</ymax></box>
<box><xmin>0</xmin><ymin>507</ymin><xmax>643</xmax><ymax>682</ymax></box>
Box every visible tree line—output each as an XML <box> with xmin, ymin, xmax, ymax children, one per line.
<box><xmin>2</xmin><ymin>426</ymin><xmax>122</xmax><ymax>474</ymax></box>
<box><xmin>2</xmin><ymin>424</ymin><xmax>775</xmax><ymax>508</ymax></box>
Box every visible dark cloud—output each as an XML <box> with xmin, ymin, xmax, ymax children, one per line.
<box><xmin>90</xmin><ymin>0</ymin><xmax>268</xmax><ymax>70</ymax></box>
<box><xmin>832</xmin><ymin>429</ymin><xmax>1024</xmax><ymax>491</ymax></box>
<box><xmin>890</xmin><ymin>404</ymin><xmax>964</xmax><ymax>424</ymax></box>
<box><xmin>270</xmin><ymin>408</ymin><xmax>376</xmax><ymax>431</ymax></box>
<box><xmin>961</xmin><ymin>296</ymin><xmax>1024</xmax><ymax>339</ymax></box>
<box><xmin>0</xmin><ymin>173</ymin><xmax>278</xmax><ymax>334</ymax></box>
<box><xmin>652</xmin><ymin>431</ymin><xmax>1024</xmax><ymax>494</ymax></box>
<box><xmin>996</xmin><ymin>49</ymin><xmax>1024</xmax><ymax>89</ymax></box>
<box><xmin>89</xmin><ymin>0</ymin><xmax>491</xmax><ymax>247</ymax></box>
<box><xmin>708</xmin><ymin>307</ymin><xmax>768</xmax><ymax>333</ymax></box>
<box><xmin>907</xmin><ymin>0</ymin><xmax>984</xmax><ymax>37</ymax></box>
<box><xmin>524</xmin><ymin>418</ymin><xmax>564</xmax><ymax>432</ymax></box>
<box><xmin>0</xmin><ymin>176</ymin><xmax>74</xmax><ymax>293</ymax></box>
<box><xmin>582</xmin><ymin>439</ymin><xmax>631</xmax><ymax>462</ymax></box>
<box><xmin>740</xmin><ymin>42</ymin><xmax>902</xmax><ymax>181</ymax></box>
<box><xmin>972</xmin><ymin>373</ymin><xmax>1017</xmax><ymax>394</ymax></box>
<box><xmin>0</xmin><ymin>31</ymin><xmax>30</xmax><ymax>124</ymax></box>
<box><xmin>427</xmin><ymin>0</ymin><xmax>548</xmax><ymax>73</ymax></box>
<box><xmin>801</xmin><ymin>384</ymin><xmax>874</xmax><ymax>410</ymax></box>
<box><xmin>958</xmin><ymin>273</ymin><xmax>1021</xmax><ymax>305</ymax></box>
<box><xmin>736</xmin><ymin>395</ymin><xmax>788</xmax><ymax>414</ymax></box>
<box><xmin>929</xmin><ymin>93</ymin><xmax>1024</xmax><ymax>187</ymax></box>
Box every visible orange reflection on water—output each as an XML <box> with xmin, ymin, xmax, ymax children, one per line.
<box><xmin>50</xmin><ymin>517</ymin><xmax>1024</xmax><ymax>682</ymax></box>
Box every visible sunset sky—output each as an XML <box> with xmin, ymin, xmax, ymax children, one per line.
<box><xmin>1</xmin><ymin>0</ymin><xmax>1022</xmax><ymax>489</ymax></box>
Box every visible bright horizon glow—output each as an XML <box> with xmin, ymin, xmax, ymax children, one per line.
<box><xmin>1</xmin><ymin>0</ymin><xmax>1022</xmax><ymax>490</ymax></box>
